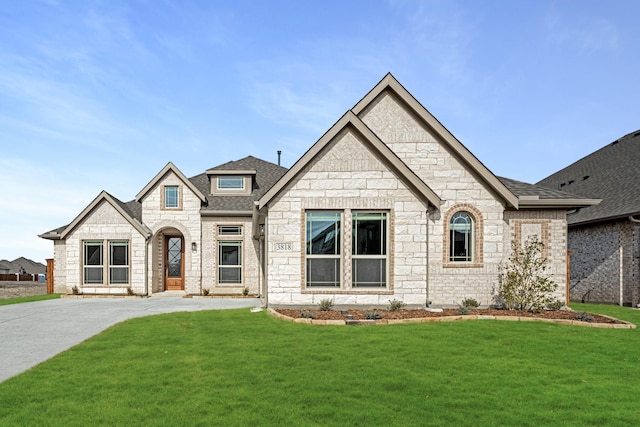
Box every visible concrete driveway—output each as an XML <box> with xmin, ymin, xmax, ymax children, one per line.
<box><xmin>0</xmin><ymin>296</ymin><xmax>262</xmax><ymax>383</ymax></box>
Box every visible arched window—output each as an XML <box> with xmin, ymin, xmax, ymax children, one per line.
<box><xmin>450</xmin><ymin>212</ymin><xmax>473</xmax><ymax>262</ymax></box>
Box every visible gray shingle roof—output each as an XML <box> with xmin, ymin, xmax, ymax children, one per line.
<box><xmin>196</xmin><ymin>156</ymin><xmax>288</xmax><ymax>212</ymax></box>
<box><xmin>537</xmin><ymin>130</ymin><xmax>640</xmax><ymax>225</ymax></box>
<box><xmin>497</xmin><ymin>176</ymin><xmax>585</xmax><ymax>199</ymax></box>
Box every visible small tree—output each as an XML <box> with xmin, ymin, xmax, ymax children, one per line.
<box><xmin>499</xmin><ymin>236</ymin><xmax>558</xmax><ymax>312</ymax></box>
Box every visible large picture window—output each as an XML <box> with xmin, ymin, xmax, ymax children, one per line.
<box><xmin>352</xmin><ymin>212</ymin><xmax>387</xmax><ymax>287</ymax></box>
<box><xmin>83</xmin><ymin>240</ymin><xmax>130</xmax><ymax>285</ymax></box>
<box><xmin>450</xmin><ymin>212</ymin><xmax>473</xmax><ymax>262</ymax></box>
<box><xmin>305</xmin><ymin>212</ymin><xmax>341</xmax><ymax>287</ymax></box>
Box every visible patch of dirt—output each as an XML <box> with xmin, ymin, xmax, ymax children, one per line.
<box><xmin>276</xmin><ymin>308</ymin><xmax>625</xmax><ymax>324</ymax></box>
<box><xmin>0</xmin><ymin>281</ymin><xmax>47</xmax><ymax>300</ymax></box>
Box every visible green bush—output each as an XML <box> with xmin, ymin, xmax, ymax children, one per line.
<box><xmin>457</xmin><ymin>306</ymin><xmax>469</xmax><ymax>315</ymax></box>
<box><xmin>300</xmin><ymin>310</ymin><xmax>316</xmax><ymax>319</ymax></box>
<box><xmin>365</xmin><ymin>311</ymin><xmax>382</xmax><ymax>320</ymax></box>
<box><xmin>318</xmin><ymin>298</ymin><xmax>334</xmax><ymax>311</ymax></box>
<box><xmin>498</xmin><ymin>236</ymin><xmax>558</xmax><ymax>312</ymax></box>
<box><xmin>546</xmin><ymin>298</ymin><xmax>564</xmax><ymax>311</ymax></box>
<box><xmin>461</xmin><ymin>297</ymin><xmax>480</xmax><ymax>308</ymax></box>
<box><xmin>388</xmin><ymin>299</ymin><xmax>406</xmax><ymax>311</ymax></box>
<box><xmin>575</xmin><ymin>311</ymin><xmax>594</xmax><ymax>322</ymax></box>
<box><xmin>202</xmin><ymin>288</ymin><xmax>210</xmax><ymax>296</ymax></box>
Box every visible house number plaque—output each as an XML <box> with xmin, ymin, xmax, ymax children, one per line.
<box><xmin>275</xmin><ymin>243</ymin><xmax>292</xmax><ymax>252</ymax></box>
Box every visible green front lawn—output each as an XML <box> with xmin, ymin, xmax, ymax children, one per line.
<box><xmin>0</xmin><ymin>303</ymin><xmax>638</xmax><ymax>426</ymax></box>
<box><xmin>0</xmin><ymin>293</ymin><xmax>60</xmax><ymax>306</ymax></box>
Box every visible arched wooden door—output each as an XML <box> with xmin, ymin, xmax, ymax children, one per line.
<box><xmin>165</xmin><ymin>236</ymin><xmax>184</xmax><ymax>291</ymax></box>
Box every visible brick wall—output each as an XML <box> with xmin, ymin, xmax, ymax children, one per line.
<box><xmin>569</xmin><ymin>220</ymin><xmax>639</xmax><ymax>306</ymax></box>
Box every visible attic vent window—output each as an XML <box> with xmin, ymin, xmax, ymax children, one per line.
<box><xmin>218</xmin><ymin>176</ymin><xmax>244</xmax><ymax>190</ymax></box>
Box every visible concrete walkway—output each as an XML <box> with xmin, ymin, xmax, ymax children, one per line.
<box><xmin>0</xmin><ymin>296</ymin><xmax>262</xmax><ymax>383</ymax></box>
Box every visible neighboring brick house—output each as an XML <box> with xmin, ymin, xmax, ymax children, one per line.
<box><xmin>40</xmin><ymin>74</ymin><xmax>598</xmax><ymax>307</ymax></box>
<box><xmin>538</xmin><ymin>130</ymin><xmax>640</xmax><ymax>307</ymax></box>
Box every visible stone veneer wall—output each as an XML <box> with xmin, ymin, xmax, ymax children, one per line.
<box><xmin>265</xmin><ymin>90</ymin><xmax>573</xmax><ymax>307</ymax></box>
<box><xmin>360</xmin><ymin>92</ymin><xmax>507</xmax><ymax>307</ymax></box>
<box><xmin>569</xmin><ymin>221</ymin><xmax>639</xmax><ymax>306</ymax></box>
<box><xmin>62</xmin><ymin>201</ymin><xmax>147</xmax><ymax>294</ymax></box>
<box><xmin>141</xmin><ymin>172</ymin><xmax>202</xmax><ymax>295</ymax></box>
<box><xmin>266</xmin><ymin>128</ymin><xmax>429</xmax><ymax>307</ymax></box>
<box><xmin>201</xmin><ymin>216</ymin><xmax>261</xmax><ymax>295</ymax></box>
<box><xmin>53</xmin><ymin>239</ymin><xmax>66</xmax><ymax>294</ymax></box>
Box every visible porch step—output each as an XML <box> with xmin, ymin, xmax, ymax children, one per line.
<box><xmin>151</xmin><ymin>290</ymin><xmax>187</xmax><ymax>297</ymax></box>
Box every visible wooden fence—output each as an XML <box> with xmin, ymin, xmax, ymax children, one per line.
<box><xmin>0</xmin><ymin>274</ymin><xmax>39</xmax><ymax>281</ymax></box>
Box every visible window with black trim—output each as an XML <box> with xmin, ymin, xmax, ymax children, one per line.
<box><xmin>218</xmin><ymin>241</ymin><xmax>242</xmax><ymax>284</ymax></box>
<box><xmin>305</xmin><ymin>212</ymin><xmax>341</xmax><ymax>287</ymax></box>
<box><xmin>352</xmin><ymin>212</ymin><xmax>387</xmax><ymax>287</ymax></box>
<box><xmin>84</xmin><ymin>242</ymin><xmax>103</xmax><ymax>284</ymax></box>
<box><xmin>217</xmin><ymin>225</ymin><xmax>243</xmax><ymax>284</ymax></box>
<box><xmin>83</xmin><ymin>240</ymin><xmax>130</xmax><ymax>285</ymax></box>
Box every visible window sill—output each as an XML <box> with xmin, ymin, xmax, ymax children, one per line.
<box><xmin>302</xmin><ymin>289</ymin><xmax>394</xmax><ymax>295</ymax></box>
<box><xmin>443</xmin><ymin>262</ymin><xmax>484</xmax><ymax>268</ymax></box>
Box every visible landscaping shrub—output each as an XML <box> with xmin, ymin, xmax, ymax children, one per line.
<box><xmin>318</xmin><ymin>298</ymin><xmax>334</xmax><ymax>311</ymax></box>
<box><xmin>498</xmin><ymin>236</ymin><xmax>557</xmax><ymax>312</ymax></box>
<box><xmin>461</xmin><ymin>297</ymin><xmax>480</xmax><ymax>308</ymax></box>
<box><xmin>388</xmin><ymin>299</ymin><xmax>406</xmax><ymax>311</ymax></box>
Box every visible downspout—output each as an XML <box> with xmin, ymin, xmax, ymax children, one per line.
<box><xmin>144</xmin><ymin>234</ymin><xmax>150</xmax><ymax>296</ymax></box>
<box><xmin>425</xmin><ymin>208</ymin><xmax>430</xmax><ymax>308</ymax></box>
<box><xmin>253</xmin><ymin>201</ymin><xmax>266</xmax><ymax>306</ymax></box>
<box><xmin>630</xmin><ymin>216</ymin><xmax>640</xmax><ymax>306</ymax></box>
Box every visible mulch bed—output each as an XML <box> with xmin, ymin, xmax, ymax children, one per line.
<box><xmin>275</xmin><ymin>308</ymin><xmax>627</xmax><ymax>324</ymax></box>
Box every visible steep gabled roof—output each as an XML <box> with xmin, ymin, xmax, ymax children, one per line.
<box><xmin>135</xmin><ymin>162</ymin><xmax>206</xmax><ymax>203</ymax></box>
<box><xmin>39</xmin><ymin>191</ymin><xmax>151</xmax><ymax>240</ymax></box>
<box><xmin>259</xmin><ymin>110</ymin><xmax>442</xmax><ymax>210</ymax></box>
<box><xmin>353</xmin><ymin>73</ymin><xmax>520</xmax><ymax>209</ymax></box>
<box><xmin>537</xmin><ymin>130</ymin><xmax>640</xmax><ymax>225</ymax></box>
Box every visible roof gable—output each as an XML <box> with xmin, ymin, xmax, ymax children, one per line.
<box><xmin>259</xmin><ymin>110</ymin><xmax>442</xmax><ymax>209</ymax></box>
<box><xmin>59</xmin><ymin>191</ymin><xmax>151</xmax><ymax>239</ymax></box>
<box><xmin>135</xmin><ymin>162</ymin><xmax>206</xmax><ymax>203</ymax></box>
<box><xmin>353</xmin><ymin>73</ymin><xmax>520</xmax><ymax>209</ymax></box>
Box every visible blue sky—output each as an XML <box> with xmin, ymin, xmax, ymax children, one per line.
<box><xmin>1</xmin><ymin>0</ymin><xmax>638</xmax><ymax>264</ymax></box>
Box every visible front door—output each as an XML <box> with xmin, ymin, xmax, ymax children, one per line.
<box><xmin>165</xmin><ymin>236</ymin><xmax>184</xmax><ymax>291</ymax></box>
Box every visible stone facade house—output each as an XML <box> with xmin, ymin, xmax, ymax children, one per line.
<box><xmin>538</xmin><ymin>130</ymin><xmax>640</xmax><ymax>307</ymax></box>
<box><xmin>41</xmin><ymin>74</ymin><xmax>598</xmax><ymax>307</ymax></box>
